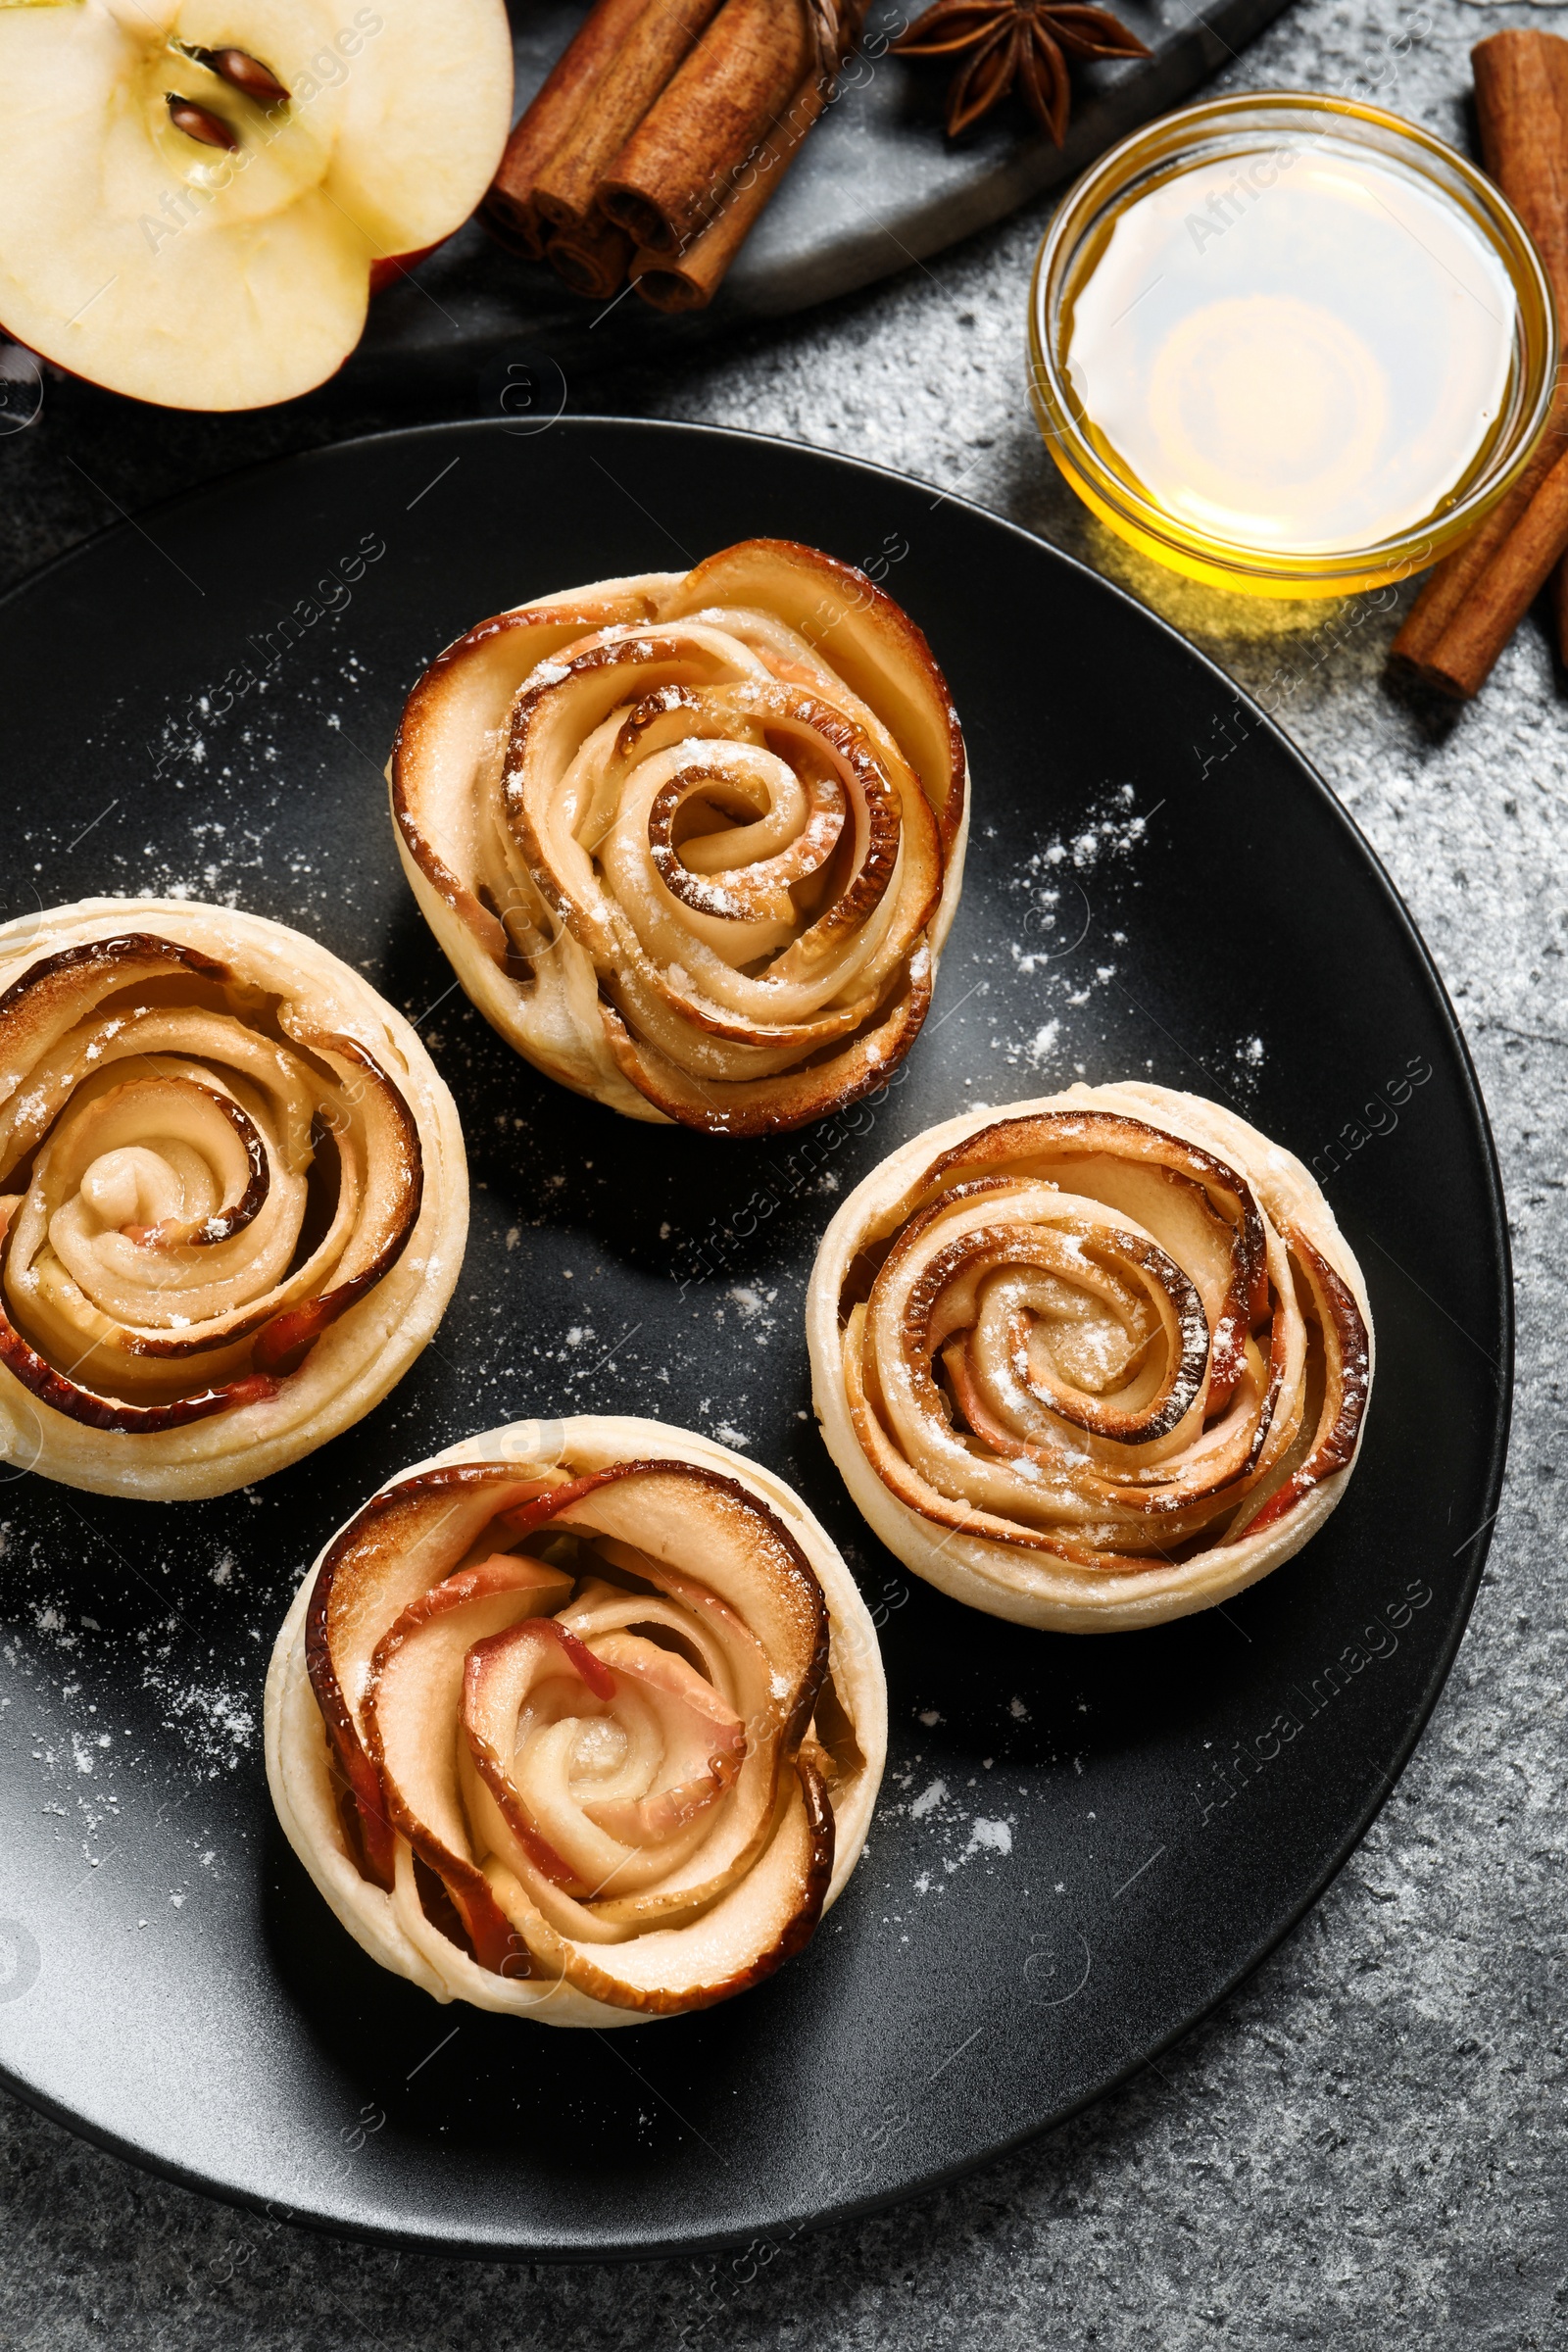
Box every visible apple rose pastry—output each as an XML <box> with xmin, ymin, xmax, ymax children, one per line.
<box><xmin>0</xmin><ymin>900</ymin><xmax>466</xmax><ymax>1500</ymax></box>
<box><xmin>808</xmin><ymin>1083</ymin><xmax>1373</xmax><ymax>1632</ymax></box>
<box><xmin>265</xmin><ymin>1417</ymin><xmax>886</xmax><ymax>2024</ymax></box>
<box><xmin>391</xmin><ymin>538</ymin><xmax>968</xmax><ymax>1134</ymax></box>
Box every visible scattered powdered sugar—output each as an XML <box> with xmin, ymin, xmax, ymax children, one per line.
<box><xmin>2</xmin><ymin>1509</ymin><xmax>275</xmax><ymax>1852</ymax></box>
<box><xmin>1010</xmin><ymin>782</ymin><xmax>1152</xmax><ymax>902</ymax></box>
<box><xmin>892</xmin><ymin>1761</ymin><xmax>1019</xmax><ymax>1889</ymax></box>
<box><xmin>725</xmin><ymin>1285</ymin><xmax>774</xmax><ymax>1320</ymax></box>
<box><xmin>29</xmin><ymin>1599</ymin><xmax>76</xmax><ymax>1650</ymax></box>
<box><xmin>722</xmin><ymin>1285</ymin><xmax>780</xmax><ymax>1345</ymax></box>
<box><xmin>984</xmin><ymin>784</ymin><xmax>1159</xmax><ymax>1076</ymax></box>
<box><xmin>984</xmin><ymin>784</ymin><xmax>1275</xmax><ymax>1096</ymax></box>
<box><xmin>967</xmin><ymin>1818</ymin><xmax>1012</xmax><ymax>1857</ymax></box>
<box><xmin>694</xmin><ymin>1395</ymin><xmax>753</xmax><ymax>1449</ymax></box>
<box><xmin>33</xmin><ymin>635</ymin><xmax>386</xmax><ymax>933</ymax></box>
<box><xmin>159</xmin><ymin>1680</ymin><xmax>256</xmax><ymax>1773</ymax></box>
<box><xmin>1230</xmin><ymin>1032</ymin><xmax>1270</xmax><ymax>1098</ymax></box>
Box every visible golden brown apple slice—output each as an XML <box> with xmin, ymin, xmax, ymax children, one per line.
<box><xmin>482</xmin><ymin>1756</ymin><xmax>835</xmax><ymax>2017</ymax></box>
<box><xmin>0</xmin><ymin>0</ymin><xmax>513</xmax><ymax>411</ymax></box>
<box><xmin>505</xmin><ymin>1460</ymin><xmax>828</xmax><ymax>1708</ymax></box>
<box><xmin>362</xmin><ymin>1551</ymin><xmax>574</xmax><ymax>1969</ymax></box>
<box><xmin>1229</xmin><ymin>1234</ymin><xmax>1371</xmax><ymax>1537</ymax></box>
<box><xmin>461</xmin><ymin>1619</ymin><xmax>744</xmax><ymax>1907</ymax></box>
<box><xmin>578</xmin><ymin>1633</ymin><xmax>745</xmax><ymax>1844</ymax></box>
<box><xmin>466</xmin><ymin>1463</ymin><xmax>827</xmax><ymax>1939</ymax></box>
<box><xmin>306</xmin><ymin>1466</ymin><xmax>565</xmax><ymax>1886</ymax></box>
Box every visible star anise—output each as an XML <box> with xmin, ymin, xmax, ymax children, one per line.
<box><xmin>891</xmin><ymin>1</ymin><xmax>1152</xmax><ymax>141</ymax></box>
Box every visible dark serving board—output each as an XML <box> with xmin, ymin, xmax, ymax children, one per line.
<box><xmin>348</xmin><ymin>0</ymin><xmax>1296</xmax><ymax>388</ymax></box>
<box><xmin>0</xmin><ymin>419</ymin><xmax>1509</xmax><ymax>2260</ymax></box>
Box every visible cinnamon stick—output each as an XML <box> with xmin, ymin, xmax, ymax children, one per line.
<box><xmin>532</xmin><ymin>0</ymin><xmax>727</xmax><ymax>233</ymax></box>
<box><xmin>1398</xmin><ymin>439</ymin><xmax>1568</xmax><ymax>699</ymax></box>
<box><xmin>1389</xmin><ymin>428</ymin><xmax>1567</xmax><ymax>694</ymax></box>
<box><xmin>1474</xmin><ymin>30</ymin><xmax>1568</xmax><ymax>672</ymax></box>
<box><xmin>634</xmin><ymin>68</ymin><xmax>827</xmax><ymax>311</ymax></box>
<box><xmin>1475</xmin><ymin>28</ymin><xmax>1568</xmax><ymax>671</ymax></box>
<box><xmin>547</xmin><ymin>215</ymin><xmax>636</xmax><ymax>302</ymax></box>
<box><xmin>1476</xmin><ymin>29</ymin><xmax>1568</xmax><ymax>306</ymax></box>
<box><xmin>599</xmin><ymin>0</ymin><xmax>813</xmax><ymax>257</ymax></box>
<box><xmin>1391</xmin><ymin>29</ymin><xmax>1568</xmax><ymax>696</ymax></box>
<box><xmin>483</xmin><ymin>0</ymin><xmax>657</xmax><ymax>258</ymax></box>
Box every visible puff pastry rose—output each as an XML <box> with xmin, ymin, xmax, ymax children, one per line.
<box><xmin>390</xmin><ymin>538</ymin><xmax>968</xmax><ymax>1134</ymax></box>
<box><xmin>265</xmin><ymin>1417</ymin><xmax>886</xmax><ymax>2024</ymax></box>
<box><xmin>0</xmin><ymin>900</ymin><xmax>466</xmax><ymax>1499</ymax></box>
<box><xmin>808</xmin><ymin>1083</ymin><xmax>1373</xmax><ymax>1631</ymax></box>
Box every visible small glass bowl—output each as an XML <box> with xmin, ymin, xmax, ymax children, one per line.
<box><xmin>1028</xmin><ymin>91</ymin><xmax>1558</xmax><ymax>598</ymax></box>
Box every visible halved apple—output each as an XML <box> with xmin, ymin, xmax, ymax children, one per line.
<box><xmin>0</xmin><ymin>0</ymin><xmax>514</xmax><ymax>410</ymax></box>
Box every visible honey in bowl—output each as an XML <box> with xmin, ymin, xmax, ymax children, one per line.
<box><xmin>1069</xmin><ymin>149</ymin><xmax>1514</xmax><ymax>553</ymax></box>
<box><xmin>1029</xmin><ymin>95</ymin><xmax>1557</xmax><ymax>596</ymax></box>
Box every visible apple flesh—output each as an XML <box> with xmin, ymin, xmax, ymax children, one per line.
<box><xmin>361</xmin><ymin>1552</ymin><xmax>574</xmax><ymax>1966</ymax></box>
<box><xmin>0</xmin><ymin>0</ymin><xmax>513</xmax><ymax>410</ymax></box>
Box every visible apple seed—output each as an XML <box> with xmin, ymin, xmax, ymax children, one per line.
<box><xmin>165</xmin><ymin>92</ymin><xmax>239</xmax><ymax>150</ymax></box>
<box><xmin>203</xmin><ymin>47</ymin><xmax>291</xmax><ymax>106</ymax></box>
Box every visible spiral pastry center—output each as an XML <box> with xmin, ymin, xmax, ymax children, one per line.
<box><xmin>837</xmin><ymin>1105</ymin><xmax>1371</xmax><ymax>1569</ymax></box>
<box><xmin>505</xmin><ymin>630</ymin><xmax>938</xmax><ymax>1067</ymax></box>
<box><xmin>0</xmin><ymin>933</ymin><xmax>422</xmax><ymax>1433</ymax></box>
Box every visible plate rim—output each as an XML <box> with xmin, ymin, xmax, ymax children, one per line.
<box><xmin>0</xmin><ymin>414</ymin><xmax>1515</xmax><ymax>2262</ymax></box>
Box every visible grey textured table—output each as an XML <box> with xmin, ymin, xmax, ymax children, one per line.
<box><xmin>1</xmin><ymin>3</ymin><xmax>1564</xmax><ymax>2343</ymax></box>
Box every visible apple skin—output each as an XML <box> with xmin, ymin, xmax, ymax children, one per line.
<box><xmin>0</xmin><ymin>0</ymin><xmax>514</xmax><ymax>411</ymax></box>
<box><xmin>368</xmin><ymin>241</ymin><xmax>440</xmax><ymax>295</ymax></box>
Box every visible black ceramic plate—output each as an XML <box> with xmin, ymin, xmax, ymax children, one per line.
<box><xmin>0</xmin><ymin>420</ymin><xmax>1509</xmax><ymax>2261</ymax></box>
